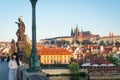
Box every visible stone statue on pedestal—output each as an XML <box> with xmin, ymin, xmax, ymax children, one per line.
<box><xmin>10</xmin><ymin>39</ymin><xmax>17</xmax><ymax>54</ymax></box>
<box><xmin>15</xmin><ymin>17</ymin><xmax>26</xmax><ymax>62</ymax></box>
<box><xmin>15</xmin><ymin>17</ymin><xmax>26</xmax><ymax>41</ymax></box>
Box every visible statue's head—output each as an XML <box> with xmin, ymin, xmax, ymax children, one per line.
<box><xmin>18</xmin><ymin>18</ymin><xmax>21</xmax><ymax>22</ymax></box>
<box><xmin>18</xmin><ymin>16</ymin><xmax>22</xmax><ymax>22</ymax></box>
<box><xmin>11</xmin><ymin>39</ymin><xmax>15</xmax><ymax>43</ymax></box>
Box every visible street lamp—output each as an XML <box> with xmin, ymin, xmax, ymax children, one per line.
<box><xmin>29</xmin><ymin>0</ymin><xmax>41</xmax><ymax>72</ymax></box>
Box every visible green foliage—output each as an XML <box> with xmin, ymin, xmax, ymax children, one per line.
<box><xmin>25</xmin><ymin>42</ymin><xmax>31</xmax><ymax>58</ymax></box>
<box><xmin>70</xmin><ymin>57</ymin><xmax>77</xmax><ymax>62</ymax></box>
<box><xmin>106</xmin><ymin>40</ymin><xmax>114</xmax><ymax>46</ymax></box>
<box><xmin>82</xmin><ymin>39</ymin><xmax>92</xmax><ymax>45</ymax></box>
<box><xmin>99</xmin><ymin>40</ymin><xmax>105</xmax><ymax>46</ymax></box>
<box><xmin>115</xmin><ymin>41</ymin><xmax>120</xmax><ymax>45</ymax></box>
<box><xmin>106</xmin><ymin>55</ymin><xmax>119</xmax><ymax>66</ymax></box>
<box><xmin>79</xmin><ymin>72</ymin><xmax>87</xmax><ymax>77</ymax></box>
<box><xmin>50</xmin><ymin>40</ymin><xmax>55</xmax><ymax>44</ymax></box>
<box><xmin>75</xmin><ymin>39</ymin><xmax>80</xmax><ymax>45</ymax></box>
<box><xmin>69</xmin><ymin>62</ymin><xmax>79</xmax><ymax>73</ymax></box>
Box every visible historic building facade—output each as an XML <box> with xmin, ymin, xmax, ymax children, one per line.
<box><xmin>71</xmin><ymin>25</ymin><xmax>100</xmax><ymax>42</ymax></box>
<box><xmin>40</xmin><ymin>25</ymin><xmax>100</xmax><ymax>45</ymax></box>
<box><xmin>99</xmin><ymin>32</ymin><xmax>120</xmax><ymax>44</ymax></box>
<box><xmin>37</xmin><ymin>47</ymin><xmax>72</xmax><ymax>64</ymax></box>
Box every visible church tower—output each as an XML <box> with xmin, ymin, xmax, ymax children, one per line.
<box><xmin>71</xmin><ymin>28</ymin><xmax>74</xmax><ymax>37</ymax></box>
<box><xmin>74</xmin><ymin>24</ymin><xmax>80</xmax><ymax>38</ymax></box>
<box><xmin>78</xmin><ymin>28</ymin><xmax>83</xmax><ymax>43</ymax></box>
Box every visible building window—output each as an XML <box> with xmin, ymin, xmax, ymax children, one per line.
<box><xmin>54</xmin><ymin>60</ymin><xmax>57</xmax><ymax>64</ymax></box>
<box><xmin>60</xmin><ymin>60</ymin><xmax>62</xmax><ymax>63</ymax></box>
<box><xmin>51</xmin><ymin>60</ymin><xmax>53</xmax><ymax>63</ymax></box>
<box><xmin>68</xmin><ymin>56</ymin><xmax>70</xmax><ymax>58</ymax></box>
<box><xmin>47</xmin><ymin>60</ymin><xmax>49</xmax><ymax>63</ymax></box>
<box><xmin>60</xmin><ymin>56</ymin><xmax>61</xmax><ymax>58</ymax></box>
<box><xmin>44</xmin><ymin>60</ymin><xmax>46</xmax><ymax>63</ymax></box>
<box><xmin>66</xmin><ymin>56</ymin><xmax>68</xmax><ymax>58</ymax></box>
<box><xmin>64</xmin><ymin>60</ymin><xmax>66</xmax><ymax>63</ymax></box>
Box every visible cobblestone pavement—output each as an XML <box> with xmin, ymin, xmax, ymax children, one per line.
<box><xmin>0</xmin><ymin>61</ymin><xmax>9</xmax><ymax>80</ymax></box>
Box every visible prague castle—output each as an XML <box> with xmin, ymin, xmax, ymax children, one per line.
<box><xmin>40</xmin><ymin>25</ymin><xmax>100</xmax><ymax>45</ymax></box>
<box><xmin>71</xmin><ymin>25</ymin><xmax>100</xmax><ymax>42</ymax></box>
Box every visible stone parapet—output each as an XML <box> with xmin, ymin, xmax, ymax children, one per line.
<box><xmin>19</xmin><ymin>66</ymin><xmax>50</xmax><ymax>80</ymax></box>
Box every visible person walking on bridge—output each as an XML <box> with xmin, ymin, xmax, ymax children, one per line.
<box><xmin>8</xmin><ymin>52</ymin><xmax>19</xmax><ymax>80</ymax></box>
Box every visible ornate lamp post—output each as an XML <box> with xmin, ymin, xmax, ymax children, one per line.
<box><xmin>29</xmin><ymin>0</ymin><xmax>41</xmax><ymax>72</ymax></box>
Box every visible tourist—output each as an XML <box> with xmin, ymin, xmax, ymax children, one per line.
<box><xmin>6</xmin><ymin>54</ymin><xmax>10</xmax><ymax>62</ymax></box>
<box><xmin>1</xmin><ymin>54</ymin><xmax>5</xmax><ymax>62</ymax></box>
<box><xmin>8</xmin><ymin>52</ymin><xmax>19</xmax><ymax>80</ymax></box>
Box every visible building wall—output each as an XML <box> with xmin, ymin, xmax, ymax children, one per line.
<box><xmin>56</xmin><ymin>37</ymin><xmax>73</xmax><ymax>43</ymax></box>
<box><xmin>40</xmin><ymin>54</ymin><xmax>72</xmax><ymax>64</ymax></box>
<box><xmin>38</xmin><ymin>47</ymin><xmax>72</xmax><ymax>64</ymax></box>
<box><xmin>99</xmin><ymin>36</ymin><xmax>120</xmax><ymax>44</ymax></box>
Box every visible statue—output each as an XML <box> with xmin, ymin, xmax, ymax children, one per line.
<box><xmin>15</xmin><ymin>17</ymin><xmax>26</xmax><ymax>62</ymax></box>
<box><xmin>10</xmin><ymin>39</ymin><xmax>17</xmax><ymax>54</ymax></box>
<box><xmin>15</xmin><ymin>17</ymin><xmax>25</xmax><ymax>41</ymax></box>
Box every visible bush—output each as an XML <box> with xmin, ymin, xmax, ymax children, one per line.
<box><xmin>69</xmin><ymin>62</ymin><xmax>79</xmax><ymax>73</ymax></box>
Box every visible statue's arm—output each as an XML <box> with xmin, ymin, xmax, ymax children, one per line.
<box><xmin>15</xmin><ymin>22</ymin><xmax>19</xmax><ymax>24</ymax></box>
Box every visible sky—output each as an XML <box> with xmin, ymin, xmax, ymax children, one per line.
<box><xmin>0</xmin><ymin>0</ymin><xmax>120</xmax><ymax>42</ymax></box>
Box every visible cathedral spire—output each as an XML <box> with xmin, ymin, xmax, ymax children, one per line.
<box><xmin>76</xmin><ymin>24</ymin><xmax>79</xmax><ymax>31</ymax></box>
<box><xmin>71</xmin><ymin>28</ymin><xmax>74</xmax><ymax>37</ymax></box>
<box><xmin>81</xmin><ymin>27</ymin><xmax>83</xmax><ymax>32</ymax></box>
<box><xmin>75</xmin><ymin>24</ymin><xmax>79</xmax><ymax>37</ymax></box>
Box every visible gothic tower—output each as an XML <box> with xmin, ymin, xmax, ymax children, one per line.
<box><xmin>78</xmin><ymin>29</ymin><xmax>83</xmax><ymax>43</ymax></box>
<box><xmin>71</xmin><ymin>28</ymin><xmax>74</xmax><ymax>37</ymax></box>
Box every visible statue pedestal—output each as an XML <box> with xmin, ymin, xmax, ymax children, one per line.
<box><xmin>16</xmin><ymin>41</ymin><xmax>26</xmax><ymax>62</ymax></box>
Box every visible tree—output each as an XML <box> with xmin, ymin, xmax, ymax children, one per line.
<box><xmin>25</xmin><ymin>42</ymin><xmax>31</xmax><ymax>59</ymax></box>
<box><xmin>56</xmin><ymin>41</ymin><xmax>62</xmax><ymax>47</ymax></box>
<box><xmin>69</xmin><ymin>62</ymin><xmax>79</xmax><ymax>73</ymax></box>
<box><xmin>75</xmin><ymin>39</ymin><xmax>80</xmax><ymax>45</ymax></box>
<box><xmin>106</xmin><ymin>40</ymin><xmax>110</xmax><ymax>46</ymax></box>
<box><xmin>82</xmin><ymin>39</ymin><xmax>92</xmax><ymax>45</ymax></box>
<box><xmin>106</xmin><ymin>40</ymin><xmax>114</xmax><ymax>46</ymax></box>
<box><xmin>106</xmin><ymin>55</ymin><xmax>120</xmax><ymax>66</ymax></box>
<box><xmin>110</xmin><ymin>40</ymin><xmax>114</xmax><ymax>45</ymax></box>
<box><xmin>115</xmin><ymin>41</ymin><xmax>120</xmax><ymax>46</ymax></box>
<box><xmin>99</xmin><ymin>40</ymin><xmax>105</xmax><ymax>46</ymax></box>
<box><xmin>70</xmin><ymin>57</ymin><xmax>77</xmax><ymax>63</ymax></box>
<box><xmin>50</xmin><ymin>40</ymin><xmax>55</xmax><ymax>44</ymax></box>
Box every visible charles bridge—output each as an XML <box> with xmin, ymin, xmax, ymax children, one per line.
<box><xmin>0</xmin><ymin>60</ymin><xmax>49</xmax><ymax>80</ymax></box>
<box><xmin>0</xmin><ymin>60</ymin><xmax>71</xmax><ymax>80</ymax></box>
<box><xmin>0</xmin><ymin>61</ymin><xmax>9</xmax><ymax>80</ymax></box>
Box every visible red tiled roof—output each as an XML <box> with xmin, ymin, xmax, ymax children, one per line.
<box><xmin>38</xmin><ymin>47</ymin><xmax>72</xmax><ymax>55</ymax></box>
<box><xmin>90</xmin><ymin>57</ymin><xmax>112</xmax><ymax>64</ymax></box>
<box><xmin>70</xmin><ymin>47</ymin><xmax>77</xmax><ymax>52</ymax></box>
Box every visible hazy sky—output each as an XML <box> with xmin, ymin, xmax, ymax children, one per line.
<box><xmin>0</xmin><ymin>0</ymin><xmax>120</xmax><ymax>42</ymax></box>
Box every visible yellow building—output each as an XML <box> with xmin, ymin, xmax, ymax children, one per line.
<box><xmin>37</xmin><ymin>47</ymin><xmax>72</xmax><ymax>64</ymax></box>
